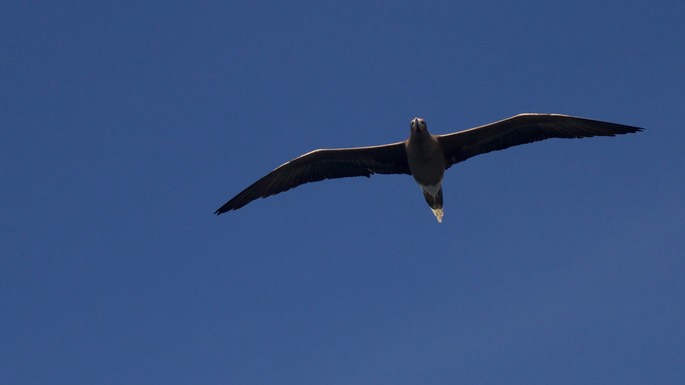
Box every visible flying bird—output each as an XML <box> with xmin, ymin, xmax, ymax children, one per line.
<box><xmin>215</xmin><ymin>113</ymin><xmax>642</xmax><ymax>222</ymax></box>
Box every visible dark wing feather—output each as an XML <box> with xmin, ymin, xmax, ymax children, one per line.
<box><xmin>438</xmin><ymin>113</ymin><xmax>643</xmax><ymax>168</ymax></box>
<box><xmin>215</xmin><ymin>141</ymin><xmax>410</xmax><ymax>214</ymax></box>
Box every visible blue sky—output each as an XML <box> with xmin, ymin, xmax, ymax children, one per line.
<box><xmin>2</xmin><ymin>1</ymin><xmax>684</xmax><ymax>384</ymax></box>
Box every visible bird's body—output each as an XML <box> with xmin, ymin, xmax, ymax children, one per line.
<box><xmin>405</xmin><ymin>118</ymin><xmax>447</xmax><ymax>221</ymax></box>
<box><xmin>215</xmin><ymin>113</ymin><xmax>643</xmax><ymax>222</ymax></box>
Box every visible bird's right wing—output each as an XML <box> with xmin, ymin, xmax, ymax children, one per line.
<box><xmin>215</xmin><ymin>141</ymin><xmax>410</xmax><ymax>214</ymax></box>
<box><xmin>438</xmin><ymin>113</ymin><xmax>643</xmax><ymax>168</ymax></box>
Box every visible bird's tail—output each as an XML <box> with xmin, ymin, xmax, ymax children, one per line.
<box><xmin>422</xmin><ymin>188</ymin><xmax>444</xmax><ymax>223</ymax></box>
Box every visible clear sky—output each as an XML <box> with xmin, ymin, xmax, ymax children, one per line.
<box><xmin>2</xmin><ymin>1</ymin><xmax>684</xmax><ymax>384</ymax></box>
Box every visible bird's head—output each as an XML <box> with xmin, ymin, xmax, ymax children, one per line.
<box><xmin>410</xmin><ymin>117</ymin><xmax>428</xmax><ymax>134</ymax></box>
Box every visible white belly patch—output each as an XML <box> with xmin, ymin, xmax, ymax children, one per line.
<box><xmin>420</xmin><ymin>182</ymin><xmax>442</xmax><ymax>197</ymax></box>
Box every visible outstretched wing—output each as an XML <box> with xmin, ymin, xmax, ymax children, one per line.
<box><xmin>438</xmin><ymin>113</ymin><xmax>643</xmax><ymax>168</ymax></box>
<box><xmin>215</xmin><ymin>142</ymin><xmax>410</xmax><ymax>214</ymax></box>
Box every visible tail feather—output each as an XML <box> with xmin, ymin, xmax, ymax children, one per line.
<box><xmin>422</xmin><ymin>187</ymin><xmax>444</xmax><ymax>222</ymax></box>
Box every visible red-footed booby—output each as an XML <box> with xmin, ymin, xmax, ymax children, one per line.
<box><xmin>215</xmin><ymin>113</ymin><xmax>642</xmax><ymax>222</ymax></box>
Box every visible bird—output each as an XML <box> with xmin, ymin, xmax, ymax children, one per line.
<box><xmin>215</xmin><ymin>113</ymin><xmax>643</xmax><ymax>222</ymax></box>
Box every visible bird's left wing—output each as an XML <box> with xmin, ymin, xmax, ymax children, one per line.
<box><xmin>215</xmin><ymin>141</ymin><xmax>410</xmax><ymax>214</ymax></box>
<box><xmin>438</xmin><ymin>113</ymin><xmax>643</xmax><ymax>168</ymax></box>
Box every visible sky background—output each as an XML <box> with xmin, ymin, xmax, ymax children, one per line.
<box><xmin>2</xmin><ymin>1</ymin><xmax>684</xmax><ymax>384</ymax></box>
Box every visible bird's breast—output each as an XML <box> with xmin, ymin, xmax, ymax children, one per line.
<box><xmin>405</xmin><ymin>136</ymin><xmax>446</xmax><ymax>186</ymax></box>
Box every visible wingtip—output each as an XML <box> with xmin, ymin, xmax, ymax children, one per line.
<box><xmin>620</xmin><ymin>124</ymin><xmax>644</xmax><ymax>134</ymax></box>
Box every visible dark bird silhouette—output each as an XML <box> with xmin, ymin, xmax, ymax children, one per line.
<box><xmin>215</xmin><ymin>113</ymin><xmax>643</xmax><ymax>222</ymax></box>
